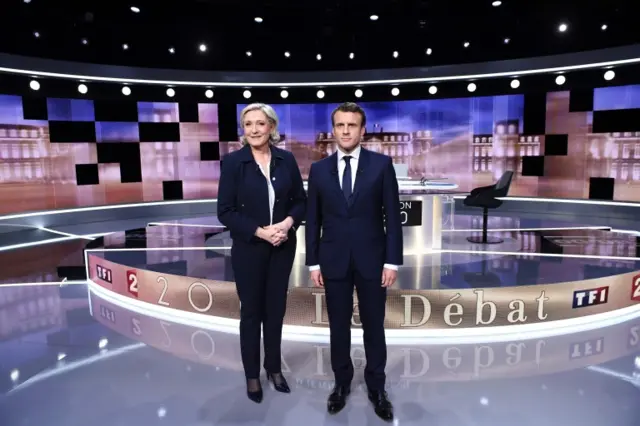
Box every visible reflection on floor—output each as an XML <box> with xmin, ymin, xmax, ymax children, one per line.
<box><xmin>0</xmin><ymin>282</ymin><xmax>639</xmax><ymax>426</ymax></box>
<box><xmin>0</xmin><ymin>211</ymin><xmax>640</xmax><ymax>425</ymax></box>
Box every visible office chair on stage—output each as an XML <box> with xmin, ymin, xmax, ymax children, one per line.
<box><xmin>463</xmin><ymin>171</ymin><xmax>514</xmax><ymax>244</ymax></box>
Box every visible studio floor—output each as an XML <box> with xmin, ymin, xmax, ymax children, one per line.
<box><xmin>1</xmin><ymin>204</ymin><xmax>640</xmax><ymax>426</ymax></box>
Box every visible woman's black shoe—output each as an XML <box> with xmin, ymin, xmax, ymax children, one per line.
<box><xmin>266</xmin><ymin>372</ymin><xmax>291</xmax><ymax>393</ymax></box>
<box><xmin>246</xmin><ymin>379</ymin><xmax>263</xmax><ymax>403</ymax></box>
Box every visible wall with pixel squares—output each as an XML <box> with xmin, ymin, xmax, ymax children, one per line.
<box><xmin>1</xmin><ymin>83</ymin><xmax>640</xmax><ymax>215</ymax></box>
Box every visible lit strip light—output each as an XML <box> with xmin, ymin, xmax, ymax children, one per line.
<box><xmin>86</xmin><ymin>278</ymin><xmax>640</xmax><ymax>345</ymax></box>
<box><xmin>7</xmin><ymin>342</ymin><xmax>144</xmax><ymax>395</ymax></box>
<box><xmin>0</xmin><ymin>280</ymin><xmax>87</xmax><ymax>287</ymax></box>
<box><xmin>453</xmin><ymin>195</ymin><xmax>640</xmax><ymax>208</ymax></box>
<box><xmin>2</xmin><ymin>55</ymin><xmax>640</xmax><ymax>87</ymax></box>
<box><xmin>147</xmin><ymin>222</ymin><xmax>225</xmax><ymax>228</ymax></box>
<box><xmin>37</xmin><ymin>226</ymin><xmax>95</xmax><ymax>240</ymax></box>
<box><xmin>445</xmin><ymin>226</ymin><xmax>611</xmax><ymax>233</ymax></box>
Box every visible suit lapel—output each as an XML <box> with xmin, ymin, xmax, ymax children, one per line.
<box><xmin>350</xmin><ymin>147</ymin><xmax>370</xmax><ymax>206</ymax></box>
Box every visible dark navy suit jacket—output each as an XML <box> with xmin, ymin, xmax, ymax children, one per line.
<box><xmin>217</xmin><ymin>144</ymin><xmax>307</xmax><ymax>243</ymax></box>
<box><xmin>305</xmin><ymin>147</ymin><xmax>403</xmax><ymax>280</ymax></box>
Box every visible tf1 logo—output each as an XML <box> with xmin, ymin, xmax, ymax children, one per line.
<box><xmin>573</xmin><ymin>286</ymin><xmax>609</xmax><ymax>308</ymax></box>
<box><xmin>631</xmin><ymin>275</ymin><xmax>640</xmax><ymax>302</ymax></box>
<box><xmin>96</xmin><ymin>265</ymin><xmax>112</xmax><ymax>284</ymax></box>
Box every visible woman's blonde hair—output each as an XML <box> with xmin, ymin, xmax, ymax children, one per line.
<box><xmin>239</xmin><ymin>103</ymin><xmax>281</xmax><ymax>145</ymax></box>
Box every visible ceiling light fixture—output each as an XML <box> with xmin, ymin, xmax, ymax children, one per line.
<box><xmin>558</xmin><ymin>23</ymin><xmax>568</xmax><ymax>32</ymax></box>
<box><xmin>355</xmin><ymin>89</ymin><xmax>363</xmax><ymax>98</ymax></box>
<box><xmin>122</xmin><ymin>44</ymin><xmax>129</xmax><ymax>50</ymax></box>
<box><xmin>168</xmin><ymin>47</ymin><xmax>175</xmax><ymax>54</ymax></box>
<box><xmin>467</xmin><ymin>82</ymin><xmax>477</xmax><ymax>92</ymax></box>
<box><xmin>429</xmin><ymin>85</ymin><xmax>438</xmax><ymax>95</ymax></box>
<box><xmin>370</xmin><ymin>15</ymin><xmax>379</xmax><ymax>21</ymax></box>
<box><xmin>464</xmin><ymin>41</ymin><xmax>470</xmax><ymax>48</ymax></box>
<box><xmin>316</xmin><ymin>53</ymin><xmax>322</xmax><ymax>60</ymax></box>
<box><xmin>604</xmin><ymin>70</ymin><xmax>615</xmax><ymax>81</ymax></box>
<box><xmin>391</xmin><ymin>87</ymin><xmax>400</xmax><ymax>96</ymax></box>
<box><xmin>166</xmin><ymin>88</ymin><xmax>175</xmax><ymax>97</ymax></box>
<box><xmin>29</xmin><ymin>80</ymin><xmax>40</xmax><ymax>91</ymax></box>
<box><xmin>78</xmin><ymin>84</ymin><xmax>88</xmax><ymax>94</ymax></box>
<box><xmin>317</xmin><ymin>90</ymin><xmax>325</xmax><ymax>99</ymax></box>
<box><xmin>426</xmin><ymin>48</ymin><xmax>432</xmax><ymax>55</ymax></box>
<box><xmin>205</xmin><ymin>89</ymin><xmax>214</xmax><ymax>99</ymax></box>
<box><xmin>392</xmin><ymin>51</ymin><xmax>399</xmax><ymax>58</ymax></box>
<box><xmin>349</xmin><ymin>52</ymin><xmax>354</xmax><ymax>59</ymax></box>
<box><xmin>601</xmin><ymin>24</ymin><xmax>608</xmax><ymax>31</ymax></box>
<box><xmin>510</xmin><ymin>79</ymin><xmax>520</xmax><ymax>89</ymax></box>
<box><xmin>122</xmin><ymin>86</ymin><xmax>131</xmax><ymax>96</ymax></box>
<box><xmin>81</xmin><ymin>38</ymin><xmax>88</xmax><ymax>45</ymax></box>
<box><xmin>243</xmin><ymin>90</ymin><xmax>251</xmax><ymax>99</ymax></box>
<box><xmin>280</xmin><ymin>90</ymin><xmax>289</xmax><ymax>99</ymax></box>
<box><xmin>246</xmin><ymin>51</ymin><xmax>252</xmax><ymax>57</ymax></box>
<box><xmin>254</xmin><ymin>17</ymin><xmax>263</xmax><ymax>23</ymax></box>
<box><xmin>555</xmin><ymin>75</ymin><xmax>566</xmax><ymax>85</ymax></box>
<box><xmin>130</xmin><ymin>6</ymin><xmax>140</xmax><ymax>13</ymax></box>
<box><xmin>504</xmin><ymin>38</ymin><xmax>510</xmax><ymax>44</ymax></box>
<box><xmin>492</xmin><ymin>1</ymin><xmax>502</xmax><ymax>6</ymax></box>
<box><xmin>284</xmin><ymin>51</ymin><xmax>290</xmax><ymax>58</ymax></box>
<box><xmin>199</xmin><ymin>44</ymin><xmax>207</xmax><ymax>52</ymax></box>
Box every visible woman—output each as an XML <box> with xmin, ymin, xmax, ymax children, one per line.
<box><xmin>217</xmin><ymin>103</ymin><xmax>307</xmax><ymax>403</ymax></box>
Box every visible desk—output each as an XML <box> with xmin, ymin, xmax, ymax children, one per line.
<box><xmin>297</xmin><ymin>180</ymin><xmax>459</xmax><ymax>255</ymax></box>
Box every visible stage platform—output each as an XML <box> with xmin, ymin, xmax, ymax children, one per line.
<box><xmin>2</xmin><ymin>198</ymin><xmax>640</xmax><ymax>426</ymax></box>
<box><xmin>85</xmin><ymin>213</ymin><xmax>640</xmax><ymax>343</ymax></box>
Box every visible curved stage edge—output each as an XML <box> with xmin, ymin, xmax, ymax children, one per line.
<box><xmin>85</xmin><ymin>248</ymin><xmax>640</xmax><ymax>344</ymax></box>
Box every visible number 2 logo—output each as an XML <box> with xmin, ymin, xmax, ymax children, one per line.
<box><xmin>632</xmin><ymin>275</ymin><xmax>640</xmax><ymax>302</ymax></box>
<box><xmin>127</xmin><ymin>270</ymin><xmax>139</xmax><ymax>297</ymax></box>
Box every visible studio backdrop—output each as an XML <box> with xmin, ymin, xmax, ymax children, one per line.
<box><xmin>1</xmin><ymin>83</ymin><xmax>640</xmax><ymax>215</ymax></box>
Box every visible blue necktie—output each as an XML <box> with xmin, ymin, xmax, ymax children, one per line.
<box><xmin>342</xmin><ymin>155</ymin><xmax>352</xmax><ymax>201</ymax></box>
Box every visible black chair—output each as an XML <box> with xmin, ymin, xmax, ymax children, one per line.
<box><xmin>463</xmin><ymin>171</ymin><xmax>514</xmax><ymax>244</ymax></box>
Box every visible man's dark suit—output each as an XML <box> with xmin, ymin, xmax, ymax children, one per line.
<box><xmin>305</xmin><ymin>146</ymin><xmax>403</xmax><ymax>391</ymax></box>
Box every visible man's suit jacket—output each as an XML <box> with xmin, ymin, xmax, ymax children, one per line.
<box><xmin>305</xmin><ymin>147</ymin><xmax>403</xmax><ymax>280</ymax></box>
<box><xmin>217</xmin><ymin>144</ymin><xmax>307</xmax><ymax>244</ymax></box>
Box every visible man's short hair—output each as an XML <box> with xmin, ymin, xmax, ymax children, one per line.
<box><xmin>331</xmin><ymin>102</ymin><xmax>367</xmax><ymax>127</ymax></box>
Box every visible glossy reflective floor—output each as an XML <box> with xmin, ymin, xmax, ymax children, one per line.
<box><xmin>1</xmin><ymin>211</ymin><xmax>640</xmax><ymax>425</ymax></box>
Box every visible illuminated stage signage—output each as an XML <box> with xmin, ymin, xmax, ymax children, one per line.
<box><xmin>632</xmin><ymin>275</ymin><xmax>640</xmax><ymax>302</ymax></box>
<box><xmin>399</xmin><ymin>201</ymin><xmax>422</xmax><ymax>227</ymax></box>
<box><xmin>86</xmin><ymin>253</ymin><xmax>640</xmax><ymax>331</ymax></box>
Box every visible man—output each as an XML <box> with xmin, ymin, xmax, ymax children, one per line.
<box><xmin>305</xmin><ymin>102</ymin><xmax>403</xmax><ymax>421</ymax></box>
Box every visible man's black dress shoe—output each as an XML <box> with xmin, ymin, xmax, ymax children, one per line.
<box><xmin>266</xmin><ymin>372</ymin><xmax>291</xmax><ymax>393</ymax></box>
<box><xmin>367</xmin><ymin>390</ymin><xmax>393</xmax><ymax>422</ymax></box>
<box><xmin>327</xmin><ymin>385</ymin><xmax>350</xmax><ymax>414</ymax></box>
<box><xmin>246</xmin><ymin>379</ymin><xmax>263</xmax><ymax>403</ymax></box>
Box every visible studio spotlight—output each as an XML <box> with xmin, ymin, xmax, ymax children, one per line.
<box><xmin>391</xmin><ymin>87</ymin><xmax>400</xmax><ymax>96</ymax></box>
<box><xmin>199</xmin><ymin>44</ymin><xmax>207</xmax><ymax>52</ymax></box>
<box><xmin>122</xmin><ymin>86</ymin><xmax>132</xmax><ymax>96</ymax></box>
<box><xmin>316</xmin><ymin>53</ymin><xmax>322</xmax><ymax>60</ymax></box>
<box><xmin>29</xmin><ymin>80</ymin><xmax>40</xmax><ymax>91</ymax></box>
<box><xmin>284</xmin><ymin>51</ymin><xmax>290</xmax><ymax>58</ymax></box>
<box><xmin>426</xmin><ymin>48</ymin><xmax>432</xmax><ymax>55</ymax></box>
<box><xmin>467</xmin><ymin>82</ymin><xmax>477</xmax><ymax>92</ymax></box>
<box><xmin>122</xmin><ymin>44</ymin><xmax>129</xmax><ymax>50</ymax></box>
<box><xmin>555</xmin><ymin>75</ymin><xmax>566</xmax><ymax>85</ymax></box>
<box><xmin>392</xmin><ymin>51</ymin><xmax>399</xmax><ymax>58</ymax></box>
<box><xmin>243</xmin><ymin>90</ymin><xmax>251</xmax><ymax>99</ymax></box>
<box><xmin>130</xmin><ymin>6</ymin><xmax>140</xmax><ymax>13</ymax></box>
<box><xmin>464</xmin><ymin>41</ymin><xmax>470</xmax><ymax>48</ymax></box>
<box><xmin>349</xmin><ymin>52</ymin><xmax>355</xmax><ymax>59</ymax></box>
<box><xmin>355</xmin><ymin>89</ymin><xmax>363</xmax><ymax>98</ymax></box>
<box><xmin>166</xmin><ymin>88</ymin><xmax>175</xmax><ymax>97</ymax></box>
<box><xmin>604</xmin><ymin>70</ymin><xmax>615</xmax><ymax>81</ymax></box>
<box><xmin>428</xmin><ymin>85</ymin><xmax>438</xmax><ymax>95</ymax></box>
<box><xmin>280</xmin><ymin>90</ymin><xmax>289</xmax><ymax>99</ymax></box>
<box><xmin>317</xmin><ymin>90</ymin><xmax>325</xmax><ymax>99</ymax></box>
<box><xmin>168</xmin><ymin>47</ymin><xmax>175</xmax><ymax>54</ymax></box>
<box><xmin>558</xmin><ymin>23</ymin><xmax>568</xmax><ymax>32</ymax></box>
<box><xmin>205</xmin><ymin>89</ymin><xmax>214</xmax><ymax>99</ymax></box>
<box><xmin>370</xmin><ymin>15</ymin><xmax>379</xmax><ymax>21</ymax></box>
<box><xmin>492</xmin><ymin>1</ymin><xmax>502</xmax><ymax>6</ymax></box>
<box><xmin>510</xmin><ymin>79</ymin><xmax>520</xmax><ymax>89</ymax></box>
<box><xmin>254</xmin><ymin>17</ymin><xmax>263</xmax><ymax>23</ymax></box>
<box><xmin>601</xmin><ymin>24</ymin><xmax>608</xmax><ymax>31</ymax></box>
<box><xmin>78</xmin><ymin>84</ymin><xmax>88</xmax><ymax>94</ymax></box>
<box><xmin>246</xmin><ymin>51</ymin><xmax>252</xmax><ymax>56</ymax></box>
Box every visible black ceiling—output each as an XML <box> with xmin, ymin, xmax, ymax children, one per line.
<box><xmin>0</xmin><ymin>0</ymin><xmax>638</xmax><ymax>72</ymax></box>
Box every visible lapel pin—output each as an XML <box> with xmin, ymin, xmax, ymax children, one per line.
<box><xmin>272</xmin><ymin>177</ymin><xmax>276</xmax><ymax>181</ymax></box>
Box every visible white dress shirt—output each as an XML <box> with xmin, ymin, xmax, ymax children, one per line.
<box><xmin>309</xmin><ymin>145</ymin><xmax>398</xmax><ymax>272</ymax></box>
<box><xmin>256</xmin><ymin>162</ymin><xmax>275</xmax><ymax>225</ymax></box>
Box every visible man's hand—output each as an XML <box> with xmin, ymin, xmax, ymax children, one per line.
<box><xmin>381</xmin><ymin>267</ymin><xmax>397</xmax><ymax>288</ymax></box>
<box><xmin>310</xmin><ymin>269</ymin><xmax>324</xmax><ymax>287</ymax></box>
